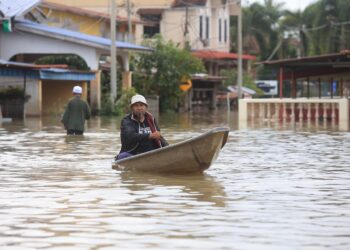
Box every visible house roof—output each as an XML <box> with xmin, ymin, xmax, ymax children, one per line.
<box><xmin>14</xmin><ymin>20</ymin><xmax>152</xmax><ymax>52</ymax></box>
<box><xmin>192</xmin><ymin>50</ymin><xmax>257</xmax><ymax>61</ymax></box>
<box><xmin>259</xmin><ymin>50</ymin><xmax>350</xmax><ymax>80</ymax></box>
<box><xmin>0</xmin><ymin>59</ymin><xmax>70</xmax><ymax>69</ymax></box>
<box><xmin>0</xmin><ymin>0</ymin><xmax>41</xmax><ymax>18</ymax></box>
<box><xmin>39</xmin><ymin>68</ymin><xmax>95</xmax><ymax>80</ymax></box>
<box><xmin>0</xmin><ymin>59</ymin><xmax>95</xmax><ymax>81</ymax></box>
<box><xmin>260</xmin><ymin>50</ymin><xmax>350</xmax><ymax>67</ymax></box>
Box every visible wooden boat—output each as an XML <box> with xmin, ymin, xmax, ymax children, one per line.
<box><xmin>112</xmin><ymin>127</ymin><xmax>229</xmax><ymax>174</ymax></box>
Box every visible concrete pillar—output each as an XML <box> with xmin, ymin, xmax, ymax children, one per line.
<box><xmin>259</xmin><ymin>103</ymin><xmax>264</xmax><ymax>118</ymax></box>
<box><xmin>307</xmin><ymin>103</ymin><xmax>311</xmax><ymax>121</ymax></box>
<box><xmin>338</xmin><ymin>99</ymin><xmax>349</xmax><ymax>131</ymax></box>
<box><xmin>323</xmin><ymin>103</ymin><xmax>328</xmax><ymax>121</ymax></box>
<box><xmin>25</xmin><ymin>79</ymin><xmax>42</xmax><ymax>116</ymax></box>
<box><xmin>122</xmin><ymin>71</ymin><xmax>132</xmax><ymax>90</ymax></box>
<box><xmin>283</xmin><ymin>103</ymin><xmax>288</xmax><ymax>120</ymax></box>
<box><xmin>211</xmin><ymin>85</ymin><xmax>217</xmax><ymax>110</ymax></box>
<box><xmin>90</xmin><ymin>70</ymin><xmax>101</xmax><ymax>114</ymax></box>
<box><xmin>331</xmin><ymin>103</ymin><xmax>336</xmax><ymax>125</ymax></box>
<box><xmin>238</xmin><ymin>99</ymin><xmax>248</xmax><ymax>121</ymax></box>
<box><xmin>315</xmin><ymin>103</ymin><xmax>319</xmax><ymax>120</ymax></box>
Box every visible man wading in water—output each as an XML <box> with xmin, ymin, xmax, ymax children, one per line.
<box><xmin>61</xmin><ymin>86</ymin><xmax>91</xmax><ymax>135</ymax></box>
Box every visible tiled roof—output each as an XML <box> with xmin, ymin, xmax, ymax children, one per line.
<box><xmin>192</xmin><ymin>50</ymin><xmax>256</xmax><ymax>60</ymax></box>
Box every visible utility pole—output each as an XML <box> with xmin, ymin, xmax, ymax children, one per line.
<box><xmin>237</xmin><ymin>0</ymin><xmax>243</xmax><ymax>99</ymax></box>
<box><xmin>184</xmin><ymin>6</ymin><xmax>190</xmax><ymax>49</ymax></box>
<box><xmin>110</xmin><ymin>0</ymin><xmax>117</xmax><ymax>104</ymax></box>
<box><xmin>127</xmin><ymin>0</ymin><xmax>132</xmax><ymax>42</ymax></box>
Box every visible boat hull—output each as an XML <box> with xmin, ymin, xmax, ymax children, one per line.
<box><xmin>112</xmin><ymin>127</ymin><xmax>229</xmax><ymax>174</ymax></box>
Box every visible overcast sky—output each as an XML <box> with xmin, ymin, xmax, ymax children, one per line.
<box><xmin>244</xmin><ymin>0</ymin><xmax>318</xmax><ymax>11</ymax></box>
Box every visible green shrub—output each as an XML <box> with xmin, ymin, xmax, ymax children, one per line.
<box><xmin>0</xmin><ymin>87</ymin><xmax>30</xmax><ymax>101</ymax></box>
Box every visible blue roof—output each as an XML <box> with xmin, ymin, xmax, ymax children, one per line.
<box><xmin>0</xmin><ymin>59</ymin><xmax>95</xmax><ymax>81</ymax></box>
<box><xmin>0</xmin><ymin>0</ymin><xmax>41</xmax><ymax>18</ymax></box>
<box><xmin>39</xmin><ymin>69</ymin><xmax>95</xmax><ymax>81</ymax></box>
<box><xmin>15</xmin><ymin>20</ymin><xmax>152</xmax><ymax>52</ymax></box>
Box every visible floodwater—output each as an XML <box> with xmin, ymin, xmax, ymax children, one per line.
<box><xmin>1</xmin><ymin>111</ymin><xmax>349</xmax><ymax>250</ymax></box>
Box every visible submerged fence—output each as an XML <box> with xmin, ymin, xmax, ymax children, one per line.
<box><xmin>239</xmin><ymin>98</ymin><xmax>350</xmax><ymax>131</ymax></box>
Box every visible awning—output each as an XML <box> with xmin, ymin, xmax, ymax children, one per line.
<box><xmin>39</xmin><ymin>69</ymin><xmax>95</xmax><ymax>81</ymax></box>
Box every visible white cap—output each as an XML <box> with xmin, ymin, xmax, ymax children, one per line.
<box><xmin>130</xmin><ymin>94</ymin><xmax>147</xmax><ymax>106</ymax></box>
<box><xmin>72</xmin><ymin>86</ymin><xmax>82</xmax><ymax>94</ymax></box>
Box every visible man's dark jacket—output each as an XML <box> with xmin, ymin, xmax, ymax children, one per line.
<box><xmin>61</xmin><ymin>96</ymin><xmax>90</xmax><ymax>131</ymax></box>
<box><xmin>119</xmin><ymin>112</ymin><xmax>168</xmax><ymax>155</ymax></box>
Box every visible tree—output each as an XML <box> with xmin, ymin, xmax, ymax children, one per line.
<box><xmin>35</xmin><ymin>55</ymin><xmax>89</xmax><ymax>70</ymax></box>
<box><xmin>132</xmin><ymin>36</ymin><xmax>205</xmax><ymax>112</ymax></box>
<box><xmin>231</xmin><ymin>0</ymin><xmax>285</xmax><ymax>61</ymax></box>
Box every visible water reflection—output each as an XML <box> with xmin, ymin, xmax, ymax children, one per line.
<box><xmin>119</xmin><ymin>171</ymin><xmax>226</xmax><ymax>207</ymax></box>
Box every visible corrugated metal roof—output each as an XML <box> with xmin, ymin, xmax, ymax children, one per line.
<box><xmin>0</xmin><ymin>59</ymin><xmax>67</xmax><ymax>69</ymax></box>
<box><xmin>0</xmin><ymin>59</ymin><xmax>95</xmax><ymax>81</ymax></box>
<box><xmin>0</xmin><ymin>0</ymin><xmax>41</xmax><ymax>18</ymax></box>
<box><xmin>15</xmin><ymin>20</ymin><xmax>152</xmax><ymax>52</ymax></box>
<box><xmin>39</xmin><ymin>69</ymin><xmax>95</xmax><ymax>81</ymax></box>
<box><xmin>260</xmin><ymin>50</ymin><xmax>350</xmax><ymax>66</ymax></box>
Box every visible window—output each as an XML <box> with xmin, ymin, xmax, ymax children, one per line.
<box><xmin>206</xmin><ymin>16</ymin><xmax>209</xmax><ymax>39</ymax></box>
<box><xmin>199</xmin><ymin>15</ymin><xmax>203</xmax><ymax>40</ymax></box>
<box><xmin>224</xmin><ymin>19</ymin><xmax>227</xmax><ymax>42</ymax></box>
<box><xmin>219</xmin><ymin>19</ymin><xmax>222</xmax><ymax>42</ymax></box>
<box><xmin>141</xmin><ymin>14</ymin><xmax>161</xmax><ymax>38</ymax></box>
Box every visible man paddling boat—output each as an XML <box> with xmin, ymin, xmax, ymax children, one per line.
<box><xmin>116</xmin><ymin>94</ymin><xmax>168</xmax><ymax>160</ymax></box>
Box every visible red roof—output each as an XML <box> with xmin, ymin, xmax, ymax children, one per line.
<box><xmin>192</xmin><ymin>50</ymin><xmax>256</xmax><ymax>60</ymax></box>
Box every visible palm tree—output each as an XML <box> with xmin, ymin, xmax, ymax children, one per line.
<box><xmin>231</xmin><ymin>0</ymin><xmax>286</xmax><ymax>61</ymax></box>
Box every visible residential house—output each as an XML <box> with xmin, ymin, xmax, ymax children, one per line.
<box><xmin>44</xmin><ymin>0</ymin><xmax>256</xmax><ymax>110</ymax></box>
<box><xmin>0</xmin><ymin>60</ymin><xmax>94</xmax><ymax>117</ymax></box>
<box><xmin>0</xmin><ymin>0</ymin><xmax>150</xmax><ymax>116</ymax></box>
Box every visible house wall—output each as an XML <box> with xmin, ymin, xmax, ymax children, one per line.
<box><xmin>40</xmin><ymin>7</ymin><xmax>109</xmax><ymax>37</ymax></box>
<box><xmin>44</xmin><ymin>0</ymin><xmax>236</xmax><ymax>52</ymax></box>
<box><xmin>40</xmin><ymin>5</ymin><xmax>133</xmax><ymax>40</ymax></box>
<box><xmin>0</xmin><ymin>75</ymin><xmax>41</xmax><ymax>116</ymax></box>
<box><xmin>42</xmin><ymin>80</ymin><xmax>88</xmax><ymax>116</ymax></box>
<box><xmin>45</xmin><ymin>0</ymin><xmax>173</xmax><ymax>14</ymax></box>
<box><xmin>0</xmin><ymin>32</ymin><xmax>100</xmax><ymax>69</ymax></box>
<box><xmin>159</xmin><ymin>4</ymin><xmax>230</xmax><ymax>52</ymax></box>
<box><xmin>0</xmin><ymin>76</ymin><xmax>24</xmax><ymax>89</ymax></box>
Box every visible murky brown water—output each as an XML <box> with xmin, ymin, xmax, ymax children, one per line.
<box><xmin>1</xmin><ymin>111</ymin><xmax>350</xmax><ymax>249</ymax></box>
